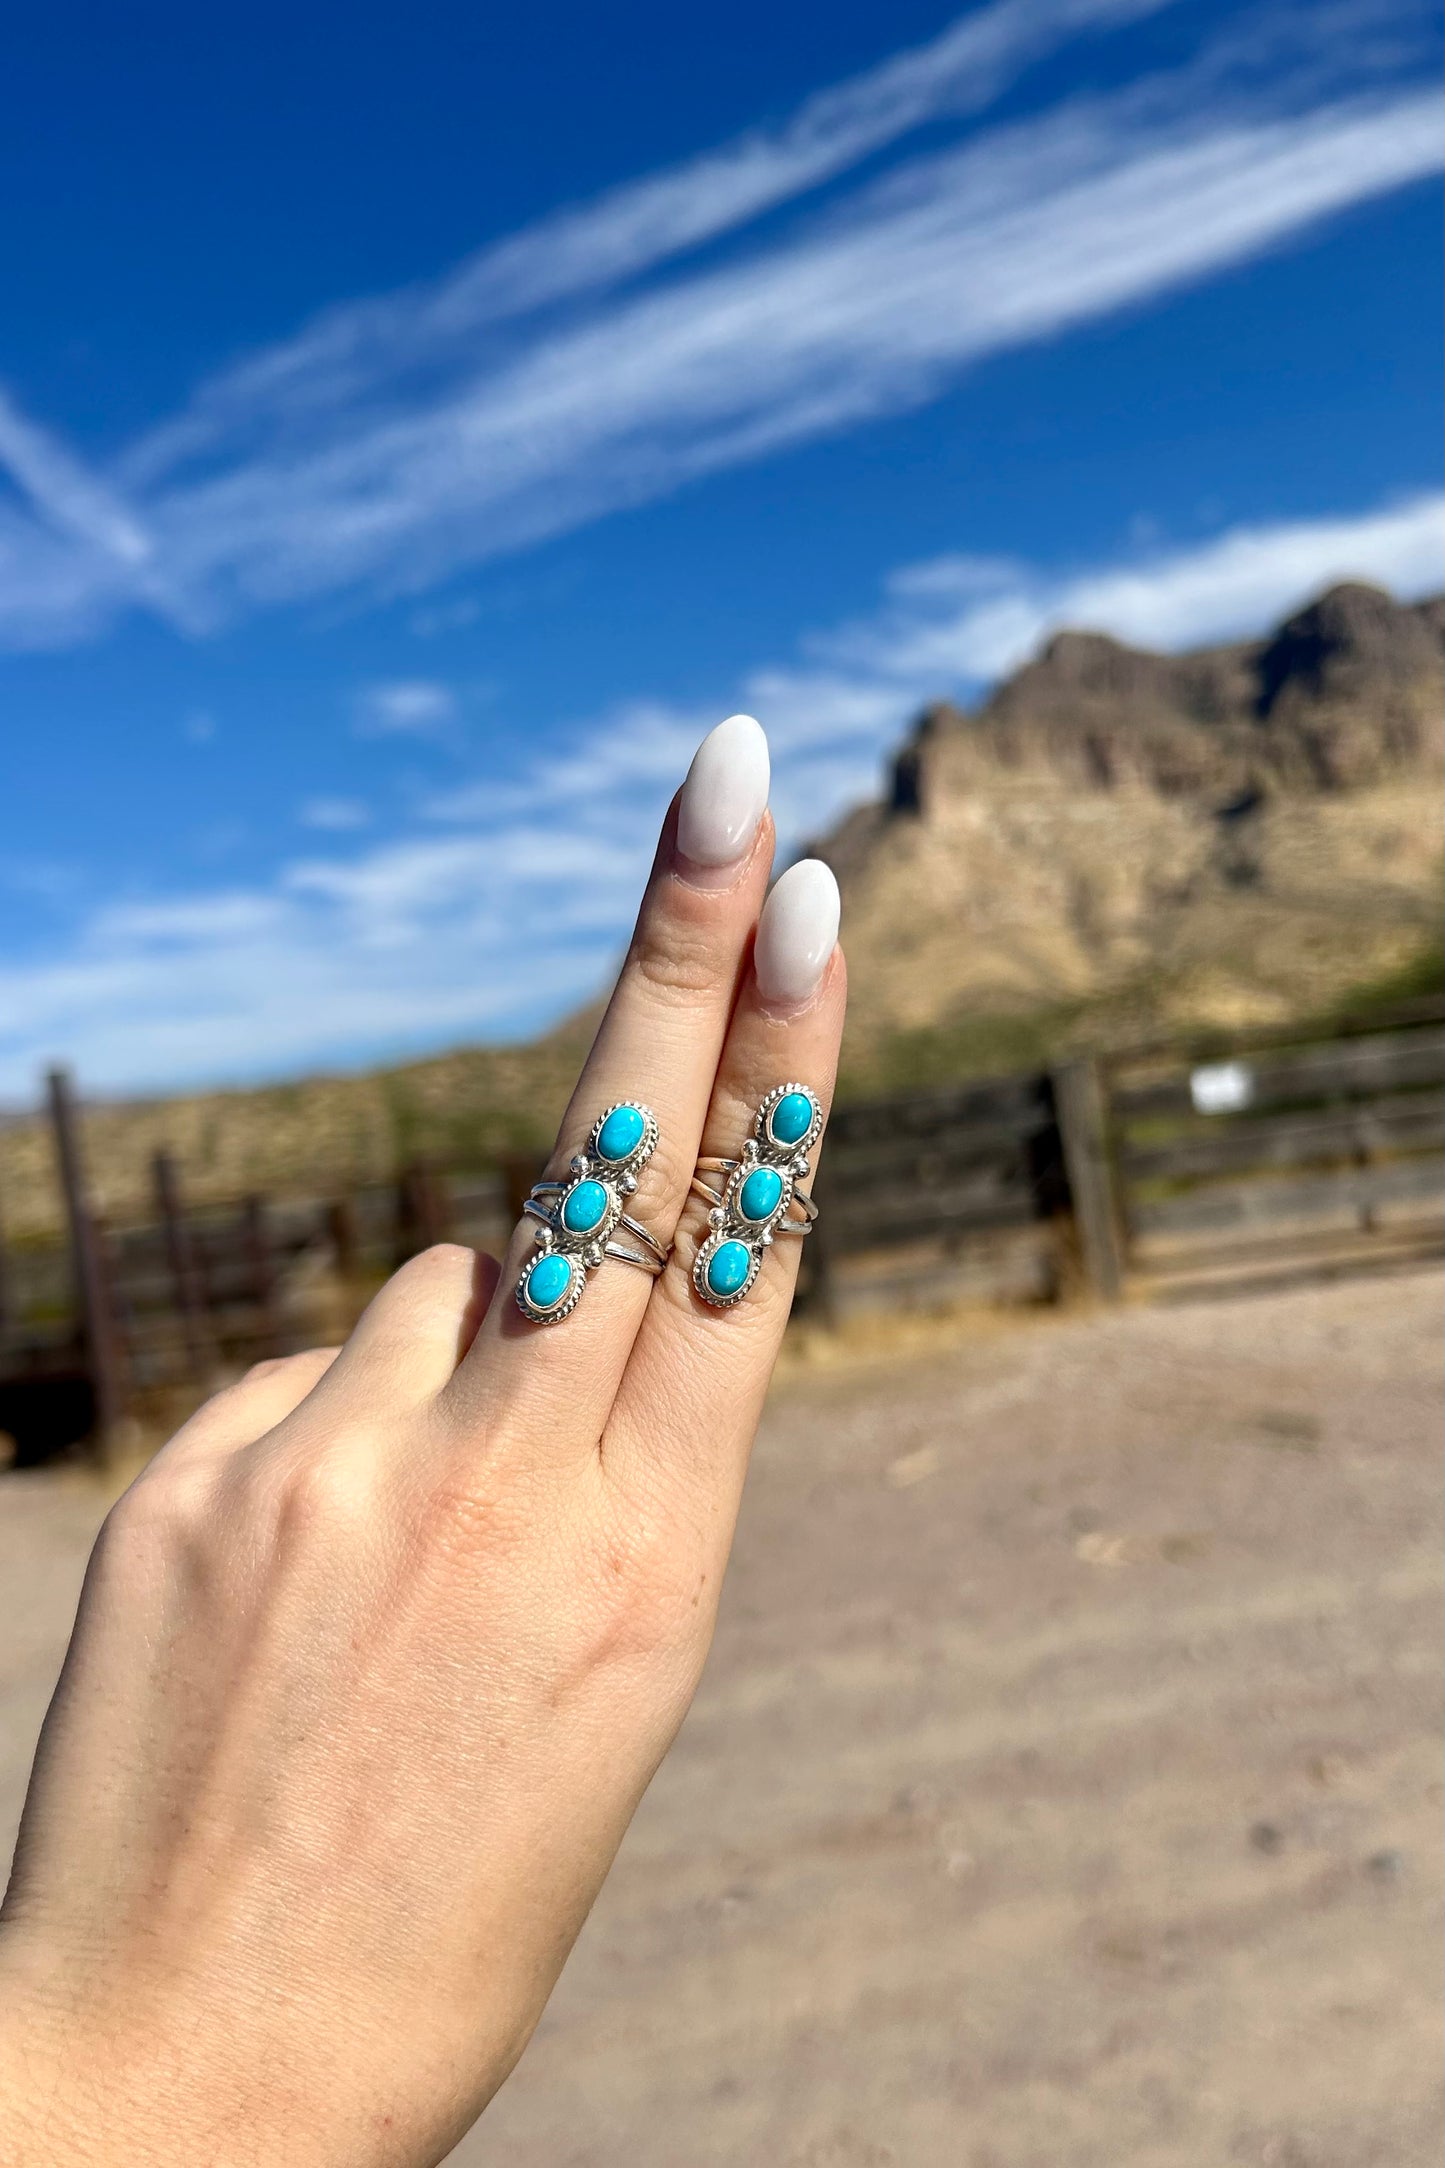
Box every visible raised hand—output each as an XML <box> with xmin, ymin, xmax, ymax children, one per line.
<box><xmin>0</xmin><ymin>714</ymin><xmax>845</xmax><ymax>2168</ymax></box>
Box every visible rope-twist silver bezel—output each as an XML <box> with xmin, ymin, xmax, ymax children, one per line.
<box><xmin>692</xmin><ymin>1082</ymin><xmax>823</xmax><ymax>1308</ymax></box>
<box><xmin>515</xmin><ymin>1101</ymin><xmax>663</xmax><ymax>1323</ymax></box>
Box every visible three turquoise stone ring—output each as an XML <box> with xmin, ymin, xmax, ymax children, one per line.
<box><xmin>691</xmin><ymin>1080</ymin><xmax>824</xmax><ymax>1309</ymax></box>
<box><xmin>514</xmin><ymin>1083</ymin><xmax>825</xmax><ymax>1321</ymax></box>
<box><xmin>515</xmin><ymin>1101</ymin><xmax>666</xmax><ymax>1324</ymax></box>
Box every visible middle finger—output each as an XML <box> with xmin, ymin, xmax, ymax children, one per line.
<box><xmin>445</xmin><ymin>714</ymin><xmax>773</xmax><ymax>1456</ymax></box>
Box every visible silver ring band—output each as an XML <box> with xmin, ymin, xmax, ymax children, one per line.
<box><xmin>689</xmin><ymin>1169</ymin><xmax>816</xmax><ymax>1230</ymax></box>
<box><xmin>602</xmin><ymin>1239</ymin><xmax>667</xmax><ymax>1276</ymax></box>
<box><xmin>691</xmin><ymin>1082</ymin><xmax>825</xmax><ymax>1308</ymax></box>
<box><xmin>515</xmin><ymin>1100</ymin><xmax>665</xmax><ymax>1324</ymax></box>
<box><xmin>694</xmin><ymin>1157</ymin><xmax>819</xmax><ymax>1221</ymax></box>
<box><xmin>522</xmin><ymin>1196</ymin><xmax>668</xmax><ymax>1273</ymax></box>
<box><xmin>527</xmin><ymin>1182</ymin><xmax>670</xmax><ymax>1261</ymax></box>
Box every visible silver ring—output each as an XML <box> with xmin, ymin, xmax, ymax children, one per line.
<box><xmin>689</xmin><ymin>1173</ymin><xmax>813</xmax><ymax>1232</ymax></box>
<box><xmin>692</xmin><ymin>1082</ymin><xmax>825</xmax><ymax>1308</ymax></box>
<box><xmin>523</xmin><ymin>1198</ymin><xmax>667</xmax><ymax>1272</ymax></box>
<box><xmin>515</xmin><ymin>1101</ymin><xmax>667</xmax><ymax>1324</ymax></box>
<box><xmin>692</xmin><ymin>1162</ymin><xmax>817</xmax><ymax>1227</ymax></box>
<box><xmin>602</xmin><ymin>1239</ymin><xmax>667</xmax><ymax>1276</ymax></box>
<box><xmin>529</xmin><ymin>1182</ymin><xmax>670</xmax><ymax>1261</ymax></box>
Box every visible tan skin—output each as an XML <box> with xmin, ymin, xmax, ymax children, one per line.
<box><xmin>0</xmin><ymin>790</ymin><xmax>845</xmax><ymax>2168</ymax></box>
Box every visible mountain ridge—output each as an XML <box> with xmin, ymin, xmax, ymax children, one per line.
<box><xmin>812</xmin><ymin>580</ymin><xmax>1443</xmax><ymax>1068</ymax></box>
<box><xmin>2</xmin><ymin>581</ymin><xmax>1439</xmax><ymax>1235</ymax></box>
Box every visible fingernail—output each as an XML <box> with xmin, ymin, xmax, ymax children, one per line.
<box><xmin>754</xmin><ymin>859</ymin><xmax>840</xmax><ymax>1006</ymax></box>
<box><xmin>676</xmin><ymin>713</ymin><xmax>770</xmax><ymax>879</ymax></box>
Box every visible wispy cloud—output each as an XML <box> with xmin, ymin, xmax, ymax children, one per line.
<box><xmin>0</xmin><ymin>0</ymin><xmax>1437</xmax><ymax>650</ymax></box>
<box><xmin>0</xmin><ymin>388</ymin><xmax>204</xmax><ymax>638</ymax></box>
<box><xmin>809</xmin><ymin>491</ymin><xmax>1445</xmax><ymax>691</ymax></box>
<box><xmin>3</xmin><ymin>489</ymin><xmax>1438</xmax><ymax>1095</ymax></box>
<box><xmin>299</xmin><ymin>796</ymin><xmax>371</xmax><ymax>831</ymax></box>
<box><xmin>121</xmin><ymin>0</ymin><xmax>1172</xmax><ymax>478</ymax></box>
<box><xmin>354</xmin><ymin>679</ymin><xmax>457</xmax><ymax>736</ymax></box>
<box><xmin>0</xmin><ymin>388</ymin><xmax>150</xmax><ymax>566</ymax></box>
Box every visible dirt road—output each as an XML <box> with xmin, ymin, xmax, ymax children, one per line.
<box><xmin>2</xmin><ymin>1272</ymin><xmax>1440</xmax><ymax>2166</ymax></box>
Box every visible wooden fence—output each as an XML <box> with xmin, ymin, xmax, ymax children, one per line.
<box><xmin>1078</xmin><ymin>1000</ymin><xmax>1445</xmax><ymax>1298</ymax></box>
<box><xmin>0</xmin><ymin>1073</ymin><xmax>520</xmax><ymax>1464</ymax></box>
<box><xmin>2</xmin><ymin>1003</ymin><xmax>1440</xmax><ymax>1461</ymax></box>
<box><xmin>805</xmin><ymin>1071</ymin><xmax>1068</xmax><ymax>1319</ymax></box>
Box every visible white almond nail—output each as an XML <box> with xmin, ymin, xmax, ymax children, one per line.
<box><xmin>754</xmin><ymin>859</ymin><xmax>841</xmax><ymax>1005</ymax></box>
<box><xmin>677</xmin><ymin>713</ymin><xmax>770</xmax><ymax>869</ymax></box>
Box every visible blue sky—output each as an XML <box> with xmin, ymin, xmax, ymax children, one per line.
<box><xmin>1</xmin><ymin>0</ymin><xmax>1441</xmax><ymax>1099</ymax></box>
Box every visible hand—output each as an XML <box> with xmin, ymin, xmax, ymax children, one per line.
<box><xmin>0</xmin><ymin>715</ymin><xmax>845</xmax><ymax>2168</ymax></box>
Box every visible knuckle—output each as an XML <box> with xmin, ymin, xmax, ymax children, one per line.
<box><xmin>407</xmin><ymin>1241</ymin><xmax>477</xmax><ymax>1280</ymax></box>
<box><xmin>370</xmin><ymin>1243</ymin><xmax>477</xmax><ymax>1325</ymax></box>
<box><xmin>191</xmin><ymin>1376</ymin><xmax>254</xmax><ymax>1424</ymax></box>
<box><xmin>238</xmin><ymin>1347</ymin><xmax>337</xmax><ymax>1391</ymax></box>
<box><xmin>241</xmin><ymin>1354</ymin><xmax>289</xmax><ymax>1385</ymax></box>
<box><xmin>98</xmin><ymin>1458</ymin><xmax>222</xmax><ymax>1570</ymax></box>
<box><xmin>626</xmin><ymin>919</ymin><xmax>720</xmax><ymax>1004</ymax></box>
<box><xmin>707</xmin><ymin>1085</ymin><xmax>763</xmax><ymax>1155</ymax></box>
<box><xmin>255</xmin><ymin>1444</ymin><xmax>380</xmax><ymax>1548</ymax></box>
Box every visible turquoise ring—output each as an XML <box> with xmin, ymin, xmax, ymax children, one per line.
<box><xmin>515</xmin><ymin>1101</ymin><xmax>665</xmax><ymax>1324</ymax></box>
<box><xmin>692</xmin><ymin>1081</ymin><xmax>824</xmax><ymax>1309</ymax></box>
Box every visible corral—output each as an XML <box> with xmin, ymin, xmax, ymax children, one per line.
<box><xmin>3</xmin><ymin>1003</ymin><xmax>1440</xmax><ymax>1461</ymax></box>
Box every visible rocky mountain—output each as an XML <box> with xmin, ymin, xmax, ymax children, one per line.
<box><xmin>816</xmin><ymin>583</ymin><xmax>1443</xmax><ymax>1064</ymax></box>
<box><xmin>3</xmin><ymin>584</ymin><xmax>1440</xmax><ymax>1237</ymax></box>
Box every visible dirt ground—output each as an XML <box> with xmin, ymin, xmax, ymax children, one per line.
<box><xmin>2</xmin><ymin>1271</ymin><xmax>1440</xmax><ymax>2167</ymax></box>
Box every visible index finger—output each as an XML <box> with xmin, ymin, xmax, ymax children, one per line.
<box><xmin>443</xmin><ymin>716</ymin><xmax>774</xmax><ymax>1459</ymax></box>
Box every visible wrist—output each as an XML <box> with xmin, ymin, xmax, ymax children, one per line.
<box><xmin>0</xmin><ymin>1978</ymin><xmax>106</xmax><ymax>2168</ymax></box>
<box><xmin>0</xmin><ymin>1944</ymin><xmax>479</xmax><ymax>2168</ymax></box>
<box><xmin>0</xmin><ymin>1960</ymin><xmax>237</xmax><ymax>2168</ymax></box>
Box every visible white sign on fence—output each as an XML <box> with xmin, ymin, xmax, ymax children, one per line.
<box><xmin>1189</xmin><ymin>1060</ymin><xmax>1255</xmax><ymax>1115</ymax></box>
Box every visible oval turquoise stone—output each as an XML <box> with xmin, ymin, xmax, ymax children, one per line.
<box><xmin>525</xmin><ymin>1252</ymin><xmax>574</xmax><ymax>1311</ymax></box>
<box><xmin>561</xmin><ymin>1179</ymin><xmax>609</xmax><ymax>1235</ymax></box>
<box><xmin>596</xmin><ymin>1104</ymin><xmax>646</xmax><ymax>1162</ymax></box>
<box><xmin>705</xmin><ymin>1239</ymin><xmax>753</xmax><ymax>1300</ymax></box>
<box><xmin>738</xmin><ymin>1166</ymin><xmax>784</xmax><ymax>1223</ymax></box>
<box><xmin>768</xmin><ymin>1090</ymin><xmax>815</xmax><ymax>1147</ymax></box>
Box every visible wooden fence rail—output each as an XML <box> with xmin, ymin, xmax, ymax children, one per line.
<box><xmin>807</xmin><ymin>1072</ymin><xmax>1067</xmax><ymax>1319</ymax></box>
<box><xmin>1100</xmin><ymin>1004</ymin><xmax>1444</xmax><ymax>1298</ymax></box>
<box><xmin>2</xmin><ymin>1002</ymin><xmax>1440</xmax><ymax>1461</ymax></box>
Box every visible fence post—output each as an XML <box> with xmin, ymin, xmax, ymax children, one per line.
<box><xmin>326</xmin><ymin>1196</ymin><xmax>360</xmax><ymax>1280</ymax></box>
<box><xmin>46</xmin><ymin>1066</ymin><xmax>125</xmax><ymax>1457</ymax></box>
<box><xmin>152</xmin><ymin>1149</ymin><xmax>213</xmax><ymax>1382</ymax></box>
<box><xmin>241</xmin><ymin>1193</ymin><xmax>282</xmax><ymax>1356</ymax></box>
<box><xmin>1052</xmin><ymin>1057</ymin><xmax>1125</xmax><ymax>1301</ymax></box>
<box><xmin>415</xmin><ymin>1162</ymin><xmax>451</xmax><ymax>1249</ymax></box>
<box><xmin>395</xmin><ymin>1161</ymin><xmax>448</xmax><ymax>1262</ymax></box>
